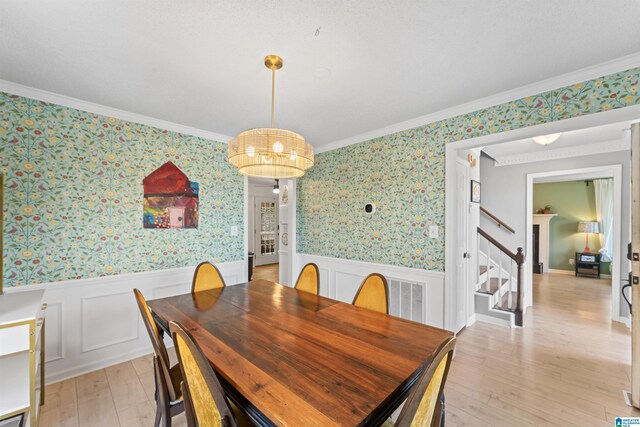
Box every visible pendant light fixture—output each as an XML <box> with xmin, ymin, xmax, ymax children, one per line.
<box><xmin>228</xmin><ymin>55</ymin><xmax>314</xmax><ymax>178</ymax></box>
<box><xmin>272</xmin><ymin>179</ymin><xmax>280</xmax><ymax>194</ymax></box>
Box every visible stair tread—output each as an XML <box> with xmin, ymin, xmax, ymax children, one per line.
<box><xmin>493</xmin><ymin>291</ymin><xmax>518</xmax><ymax>312</ymax></box>
<box><xmin>477</xmin><ymin>277</ymin><xmax>509</xmax><ymax>295</ymax></box>
<box><xmin>478</xmin><ymin>265</ymin><xmax>494</xmax><ymax>275</ymax></box>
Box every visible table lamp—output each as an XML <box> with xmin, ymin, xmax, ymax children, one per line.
<box><xmin>577</xmin><ymin>221</ymin><xmax>599</xmax><ymax>253</ymax></box>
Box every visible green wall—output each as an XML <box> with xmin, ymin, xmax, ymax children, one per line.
<box><xmin>533</xmin><ymin>181</ymin><xmax>610</xmax><ymax>272</ymax></box>
<box><xmin>1</xmin><ymin>93</ymin><xmax>245</xmax><ymax>287</ymax></box>
<box><xmin>297</xmin><ymin>67</ymin><xmax>640</xmax><ymax>271</ymax></box>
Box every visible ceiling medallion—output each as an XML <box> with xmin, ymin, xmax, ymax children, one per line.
<box><xmin>228</xmin><ymin>55</ymin><xmax>314</xmax><ymax>178</ymax></box>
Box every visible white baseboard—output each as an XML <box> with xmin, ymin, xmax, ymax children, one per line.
<box><xmin>547</xmin><ymin>269</ymin><xmax>575</xmax><ymax>276</ymax></box>
<box><xmin>474</xmin><ymin>313</ymin><xmax>512</xmax><ymax>328</ymax></box>
<box><xmin>5</xmin><ymin>260</ymin><xmax>246</xmax><ymax>385</ymax></box>
<box><xmin>297</xmin><ymin>254</ymin><xmax>445</xmax><ymax>328</ymax></box>
<box><xmin>466</xmin><ymin>314</ymin><xmax>477</xmax><ymax>328</ymax></box>
<box><xmin>547</xmin><ymin>269</ymin><xmax>612</xmax><ymax>279</ymax></box>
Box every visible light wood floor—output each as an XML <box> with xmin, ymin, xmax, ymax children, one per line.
<box><xmin>446</xmin><ymin>273</ymin><xmax>639</xmax><ymax>426</ymax></box>
<box><xmin>39</xmin><ymin>272</ymin><xmax>639</xmax><ymax>426</ymax></box>
<box><xmin>252</xmin><ymin>263</ymin><xmax>279</xmax><ymax>282</ymax></box>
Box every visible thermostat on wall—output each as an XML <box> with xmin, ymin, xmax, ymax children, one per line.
<box><xmin>365</xmin><ymin>203</ymin><xmax>376</xmax><ymax>214</ymax></box>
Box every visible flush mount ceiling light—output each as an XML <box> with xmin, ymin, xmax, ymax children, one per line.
<box><xmin>532</xmin><ymin>132</ymin><xmax>562</xmax><ymax>145</ymax></box>
<box><xmin>272</xmin><ymin>179</ymin><xmax>280</xmax><ymax>194</ymax></box>
<box><xmin>228</xmin><ymin>55</ymin><xmax>314</xmax><ymax>178</ymax></box>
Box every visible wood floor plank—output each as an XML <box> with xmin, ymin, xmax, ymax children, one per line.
<box><xmin>445</xmin><ymin>273</ymin><xmax>640</xmax><ymax>426</ymax></box>
<box><xmin>105</xmin><ymin>361</ymin><xmax>150</xmax><ymax>411</ymax></box>
<box><xmin>75</xmin><ymin>369</ymin><xmax>120</xmax><ymax>427</ymax></box>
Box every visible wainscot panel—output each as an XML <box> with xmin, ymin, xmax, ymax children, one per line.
<box><xmin>297</xmin><ymin>254</ymin><xmax>445</xmax><ymax>329</ymax></box>
<box><xmin>5</xmin><ymin>260</ymin><xmax>246</xmax><ymax>384</ymax></box>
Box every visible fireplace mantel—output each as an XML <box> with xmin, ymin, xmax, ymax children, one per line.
<box><xmin>533</xmin><ymin>214</ymin><xmax>557</xmax><ymax>273</ymax></box>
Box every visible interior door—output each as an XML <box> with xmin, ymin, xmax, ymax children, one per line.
<box><xmin>254</xmin><ymin>196</ymin><xmax>279</xmax><ymax>266</ymax></box>
<box><xmin>455</xmin><ymin>159</ymin><xmax>470</xmax><ymax>331</ymax></box>
<box><xmin>631</xmin><ymin>122</ymin><xmax>640</xmax><ymax>407</ymax></box>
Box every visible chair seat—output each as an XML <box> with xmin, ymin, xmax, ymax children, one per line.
<box><xmin>229</xmin><ymin>399</ymin><xmax>254</xmax><ymax>427</ymax></box>
<box><xmin>169</xmin><ymin>363</ymin><xmax>183</xmax><ymax>402</ymax></box>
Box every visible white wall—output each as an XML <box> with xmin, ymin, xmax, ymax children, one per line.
<box><xmin>480</xmin><ymin>150</ymin><xmax>631</xmax><ymax>316</ymax></box>
<box><xmin>5</xmin><ymin>261</ymin><xmax>246</xmax><ymax>385</ymax></box>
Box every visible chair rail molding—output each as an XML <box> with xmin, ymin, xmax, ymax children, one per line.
<box><xmin>4</xmin><ymin>260</ymin><xmax>246</xmax><ymax>384</ymax></box>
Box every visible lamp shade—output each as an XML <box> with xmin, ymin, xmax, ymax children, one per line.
<box><xmin>577</xmin><ymin>221</ymin><xmax>600</xmax><ymax>234</ymax></box>
<box><xmin>227</xmin><ymin>55</ymin><xmax>315</xmax><ymax>178</ymax></box>
<box><xmin>228</xmin><ymin>128</ymin><xmax>314</xmax><ymax>178</ymax></box>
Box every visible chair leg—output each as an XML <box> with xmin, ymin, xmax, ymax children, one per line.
<box><xmin>154</xmin><ymin>356</ymin><xmax>172</xmax><ymax>427</ymax></box>
<box><xmin>162</xmin><ymin>404</ymin><xmax>172</xmax><ymax>427</ymax></box>
<box><xmin>154</xmin><ymin>402</ymin><xmax>162</xmax><ymax>427</ymax></box>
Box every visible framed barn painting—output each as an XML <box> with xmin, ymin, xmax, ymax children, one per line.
<box><xmin>143</xmin><ymin>162</ymin><xmax>199</xmax><ymax>229</ymax></box>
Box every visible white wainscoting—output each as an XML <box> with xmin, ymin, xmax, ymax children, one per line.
<box><xmin>297</xmin><ymin>254</ymin><xmax>445</xmax><ymax>329</ymax></box>
<box><xmin>5</xmin><ymin>260</ymin><xmax>246</xmax><ymax>385</ymax></box>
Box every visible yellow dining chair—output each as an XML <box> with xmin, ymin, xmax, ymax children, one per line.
<box><xmin>352</xmin><ymin>273</ymin><xmax>389</xmax><ymax>314</ymax></box>
<box><xmin>169</xmin><ymin>320</ymin><xmax>251</xmax><ymax>427</ymax></box>
<box><xmin>192</xmin><ymin>261</ymin><xmax>226</xmax><ymax>293</ymax></box>
<box><xmin>133</xmin><ymin>289</ymin><xmax>184</xmax><ymax>427</ymax></box>
<box><xmin>387</xmin><ymin>336</ymin><xmax>456</xmax><ymax>427</ymax></box>
<box><xmin>294</xmin><ymin>263</ymin><xmax>320</xmax><ymax>295</ymax></box>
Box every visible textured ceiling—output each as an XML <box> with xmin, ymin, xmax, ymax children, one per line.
<box><xmin>1</xmin><ymin>1</ymin><xmax>640</xmax><ymax>149</ymax></box>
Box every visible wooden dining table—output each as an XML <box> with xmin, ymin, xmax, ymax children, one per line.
<box><xmin>149</xmin><ymin>279</ymin><xmax>453</xmax><ymax>427</ymax></box>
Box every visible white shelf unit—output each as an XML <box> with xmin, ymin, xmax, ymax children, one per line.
<box><xmin>0</xmin><ymin>290</ymin><xmax>46</xmax><ymax>427</ymax></box>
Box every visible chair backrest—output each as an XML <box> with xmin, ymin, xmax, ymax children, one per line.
<box><xmin>352</xmin><ymin>273</ymin><xmax>389</xmax><ymax>314</ymax></box>
<box><xmin>133</xmin><ymin>288</ymin><xmax>180</xmax><ymax>401</ymax></box>
<box><xmin>169</xmin><ymin>321</ymin><xmax>238</xmax><ymax>427</ymax></box>
<box><xmin>395</xmin><ymin>336</ymin><xmax>456</xmax><ymax>427</ymax></box>
<box><xmin>192</xmin><ymin>261</ymin><xmax>226</xmax><ymax>293</ymax></box>
<box><xmin>294</xmin><ymin>263</ymin><xmax>320</xmax><ymax>295</ymax></box>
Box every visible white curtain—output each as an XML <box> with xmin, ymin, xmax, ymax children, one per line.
<box><xmin>593</xmin><ymin>178</ymin><xmax>614</xmax><ymax>262</ymax></box>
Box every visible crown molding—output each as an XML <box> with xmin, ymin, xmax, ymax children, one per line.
<box><xmin>316</xmin><ymin>52</ymin><xmax>640</xmax><ymax>154</ymax></box>
<box><xmin>0</xmin><ymin>79</ymin><xmax>233</xmax><ymax>143</ymax></box>
<box><xmin>492</xmin><ymin>138</ymin><xmax>629</xmax><ymax>167</ymax></box>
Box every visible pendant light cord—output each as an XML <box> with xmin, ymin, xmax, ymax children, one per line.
<box><xmin>271</xmin><ymin>68</ymin><xmax>275</xmax><ymax>128</ymax></box>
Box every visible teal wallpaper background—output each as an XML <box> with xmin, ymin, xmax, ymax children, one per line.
<box><xmin>297</xmin><ymin>67</ymin><xmax>640</xmax><ymax>271</ymax></box>
<box><xmin>1</xmin><ymin>92</ymin><xmax>244</xmax><ymax>287</ymax></box>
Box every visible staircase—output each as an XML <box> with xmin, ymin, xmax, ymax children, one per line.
<box><xmin>474</xmin><ymin>227</ymin><xmax>525</xmax><ymax>327</ymax></box>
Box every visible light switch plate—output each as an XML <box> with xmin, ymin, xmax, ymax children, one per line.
<box><xmin>429</xmin><ymin>225</ymin><xmax>438</xmax><ymax>239</ymax></box>
<box><xmin>230</xmin><ymin>225</ymin><xmax>238</xmax><ymax>236</ymax></box>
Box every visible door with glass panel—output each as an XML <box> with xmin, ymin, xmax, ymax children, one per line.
<box><xmin>254</xmin><ymin>197</ymin><xmax>279</xmax><ymax>266</ymax></box>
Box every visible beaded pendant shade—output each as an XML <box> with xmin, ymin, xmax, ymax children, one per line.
<box><xmin>228</xmin><ymin>55</ymin><xmax>314</xmax><ymax>178</ymax></box>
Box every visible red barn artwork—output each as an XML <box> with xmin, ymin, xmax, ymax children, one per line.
<box><xmin>143</xmin><ymin>162</ymin><xmax>199</xmax><ymax>229</ymax></box>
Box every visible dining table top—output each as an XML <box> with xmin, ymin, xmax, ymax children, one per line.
<box><xmin>148</xmin><ymin>279</ymin><xmax>453</xmax><ymax>427</ymax></box>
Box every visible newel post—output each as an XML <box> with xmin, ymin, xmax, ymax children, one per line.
<box><xmin>514</xmin><ymin>247</ymin><xmax>525</xmax><ymax>327</ymax></box>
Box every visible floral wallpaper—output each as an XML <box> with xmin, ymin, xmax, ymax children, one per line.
<box><xmin>0</xmin><ymin>92</ymin><xmax>244</xmax><ymax>287</ymax></box>
<box><xmin>297</xmin><ymin>67</ymin><xmax>640</xmax><ymax>271</ymax></box>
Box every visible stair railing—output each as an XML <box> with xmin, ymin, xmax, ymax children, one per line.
<box><xmin>477</xmin><ymin>227</ymin><xmax>525</xmax><ymax>326</ymax></box>
<box><xmin>480</xmin><ymin>206</ymin><xmax>516</xmax><ymax>234</ymax></box>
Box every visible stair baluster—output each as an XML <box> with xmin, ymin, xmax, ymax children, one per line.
<box><xmin>486</xmin><ymin>241</ymin><xmax>491</xmax><ymax>293</ymax></box>
<box><xmin>509</xmin><ymin>259</ymin><xmax>514</xmax><ymax>309</ymax></box>
<box><xmin>498</xmin><ymin>251</ymin><xmax>504</xmax><ymax>309</ymax></box>
<box><xmin>476</xmin><ymin>227</ymin><xmax>525</xmax><ymax>327</ymax></box>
